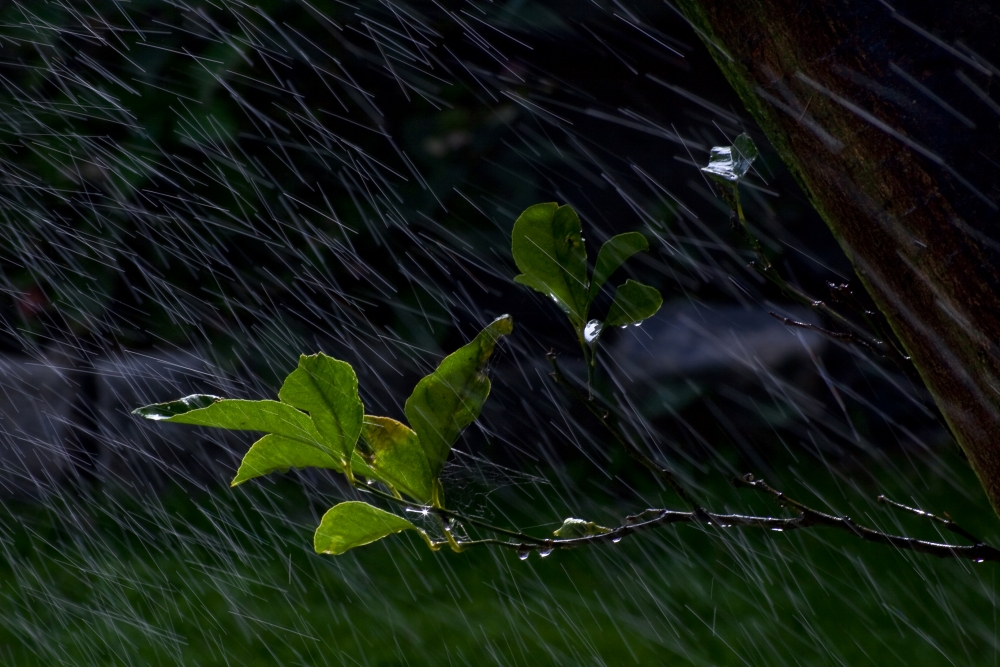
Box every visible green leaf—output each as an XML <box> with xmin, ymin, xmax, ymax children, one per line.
<box><xmin>701</xmin><ymin>132</ymin><xmax>759</xmax><ymax>183</ymax></box>
<box><xmin>351</xmin><ymin>416</ymin><xmax>434</xmax><ymax>504</ymax></box>
<box><xmin>132</xmin><ymin>396</ymin><xmax>329</xmax><ymax>455</ymax></box>
<box><xmin>404</xmin><ymin>315</ymin><xmax>513</xmax><ymax>481</ymax></box>
<box><xmin>553</xmin><ymin>518</ymin><xmax>612</xmax><ymax>538</ymax></box>
<box><xmin>314</xmin><ymin>501</ymin><xmax>418</xmax><ymax>555</ymax></box>
<box><xmin>606</xmin><ymin>279</ymin><xmax>663</xmax><ymax>327</ymax></box>
<box><xmin>511</xmin><ymin>203</ymin><xmax>590</xmax><ymax>328</ymax></box>
<box><xmin>590</xmin><ymin>232</ymin><xmax>648</xmax><ymax>300</ymax></box>
<box><xmin>231</xmin><ymin>434</ymin><xmax>341</xmax><ymax>487</ymax></box>
<box><xmin>278</xmin><ymin>353</ymin><xmax>363</xmax><ymax>468</ymax></box>
<box><xmin>733</xmin><ymin>133</ymin><xmax>759</xmax><ymax>178</ymax></box>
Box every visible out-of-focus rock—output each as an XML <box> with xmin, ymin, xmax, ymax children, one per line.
<box><xmin>0</xmin><ymin>350</ymin><xmax>247</xmax><ymax>497</ymax></box>
<box><xmin>607</xmin><ymin>302</ymin><xmax>825</xmax><ymax>416</ymax></box>
<box><xmin>94</xmin><ymin>350</ymin><xmax>244</xmax><ymax>493</ymax></box>
<box><xmin>611</xmin><ymin>302</ymin><xmax>825</xmax><ymax>379</ymax></box>
<box><xmin>0</xmin><ymin>355</ymin><xmax>74</xmax><ymax>497</ymax></box>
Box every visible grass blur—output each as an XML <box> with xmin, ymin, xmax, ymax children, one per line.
<box><xmin>1</xmin><ymin>446</ymin><xmax>996</xmax><ymax>667</ymax></box>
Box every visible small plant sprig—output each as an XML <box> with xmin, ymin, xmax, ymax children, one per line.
<box><xmin>135</xmin><ymin>317</ymin><xmax>515</xmax><ymax>554</ymax></box>
<box><xmin>133</xmin><ymin>202</ymin><xmax>998</xmax><ymax>564</ymax></box>
<box><xmin>703</xmin><ymin>133</ymin><xmax>911</xmax><ymax>368</ymax></box>
<box><xmin>511</xmin><ymin>202</ymin><xmax>663</xmax><ymax>390</ymax></box>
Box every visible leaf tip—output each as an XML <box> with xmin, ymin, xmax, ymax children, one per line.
<box><xmin>491</xmin><ymin>313</ymin><xmax>514</xmax><ymax>336</ymax></box>
<box><xmin>132</xmin><ymin>394</ymin><xmax>222</xmax><ymax>420</ymax></box>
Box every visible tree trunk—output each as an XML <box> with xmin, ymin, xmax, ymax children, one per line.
<box><xmin>675</xmin><ymin>0</ymin><xmax>1000</xmax><ymax>514</ymax></box>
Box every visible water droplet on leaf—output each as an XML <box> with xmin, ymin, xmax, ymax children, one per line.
<box><xmin>584</xmin><ymin>319</ymin><xmax>603</xmax><ymax>345</ymax></box>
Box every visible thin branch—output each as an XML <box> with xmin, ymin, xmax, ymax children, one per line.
<box><xmin>356</xmin><ymin>482</ymin><xmax>551</xmax><ymax>544</ymax></box>
<box><xmin>440</xmin><ymin>500</ymin><xmax>1000</xmax><ymax>563</ymax></box>
<box><xmin>455</xmin><ymin>478</ymin><xmax>1000</xmax><ymax>563</ymax></box>
<box><xmin>354</xmin><ymin>433</ymin><xmax>1000</xmax><ymax>563</ymax></box>
<box><xmin>733</xmin><ymin>474</ymin><xmax>1000</xmax><ymax>561</ymax></box>
<box><xmin>878</xmin><ymin>494</ymin><xmax>983</xmax><ymax>545</ymax></box>
<box><xmin>768</xmin><ymin>311</ymin><xmax>883</xmax><ymax>357</ymax></box>
<box><xmin>723</xmin><ymin>182</ymin><xmax>912</xmax><ymax>369</ymax></box>
<box><xmin>826</xmin><ymin>282</ymin><xmax>912</xmax><ymax>362</ymax></box>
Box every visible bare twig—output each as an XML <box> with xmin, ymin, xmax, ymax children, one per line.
<box><xmin>878</xmin><ymin>494</ymin><xmax>983</xmax><ymax>545</ymax></box>
<box><xmin>723</xmin><ymin>181</ymin><xmax>912</xmax><ymax>369</ymax></box>
<box><xmin>827</xmin><ymin>282</ymin><xmax>911</xmax><ymax>362</ymax></box>
<box><xmin>733</xmin><ymin>474</ymin><xmax>1000</xmax><ymax>561</ymax></box>
<box><xmin>767</xmin><ymin>311</ymin><xmax>882</xmax><ymax>357</ymax></box>
<box><xmin>392</xmin><ymin>488</ymin><xmax>1000</xmax><ymax>563</ymax></box>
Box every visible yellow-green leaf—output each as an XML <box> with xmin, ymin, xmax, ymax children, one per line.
<box><xmin>133</xmin><ymin>396</ymin><xmax>329</xmax><ymax>456</ymax></box>
<box><xmin>231</xmin><ymin>434</ymin><xmax>342</xmax><ymax>487</ymax></box>
<box><xmin>350</xmin><ymin>416</ymin><xmax>434</xmax><ymax>504</ymax></box>
<box><xmin>404</xmin><ymin>315</ymin><xmax>513</xmax><ymax>479</ymax></box>
<box><xmin>278</xmin><ymin>353</ymin><xmax>363</xmax><ymax>468</ymax></box>
<box><xmin>314</xmin><ymin>501</ymin><xmax>418</xmax><ymax>555</ymax></box>
<box><xmin>553</xmin><ymin>518</ymin><xmax>612</xmax><ymax>538</ymax></box>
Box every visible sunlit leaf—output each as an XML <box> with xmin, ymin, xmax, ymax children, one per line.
<box><xmin>590</xmin><ymin>232</ymin><xmax>648</xmax><ymax>300</ymax></box>
<box><xmin>231</xmin><ymin>434</ymin><xmax>341</xmax><ymax>486</ymax></box>
<box><xmin>314</xmin><ymin>501</ymin><xmax>419</xmax><ymax>555</ymax></box>
<box><xmin>351</xmin><ymin>416</ymin><xmax>434</xmax><ymax>504</ymax></box>
<box><xmin>511</xmin><ymin>203</ymin><xmax>590</xmax><ymax>328</ymax></box>
<box><xmin>701</xmin><ymin>132</ymin><xmax>758</xmax><ymax>182</ymax></box>
<box><xmin>605</xmin><ymin>279</ymin><xmax>663</xmax><ymax>328</ymax></box>
<box><xmin>404</xmin><ymin>315</ymin><xmax>513</xmax><ymax>482</ymax></box>
<box><xmin>553</xmin><ymin>518</ymin><xmax>612</xmax><ymax>538</ymax></box>
<box><xmin>278</xmin><ymin>353</ymin><xmax>363</xmax><ymax>468</ymax></box>
<box><xmin>133</xmin><ymin>396</ymin><xmax>329</xmax><ymax>455</ymax></box>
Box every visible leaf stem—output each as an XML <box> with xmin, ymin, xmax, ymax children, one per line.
<box><xmin>356</xmin><ymin>482</ymin><xmax>551</xmax><ymax>544</ymax></box>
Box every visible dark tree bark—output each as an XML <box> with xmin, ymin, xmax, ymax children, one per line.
<box><xmin>675</xmin><ymin>1</ymin><xmax>1000</xmax><ymax>514</ymax></box>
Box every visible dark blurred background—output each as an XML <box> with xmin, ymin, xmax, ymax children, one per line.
<box><xmin>0</xmin><ymin>0</ymin><xmax>938</xmax><ymax>488</ymax></box>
